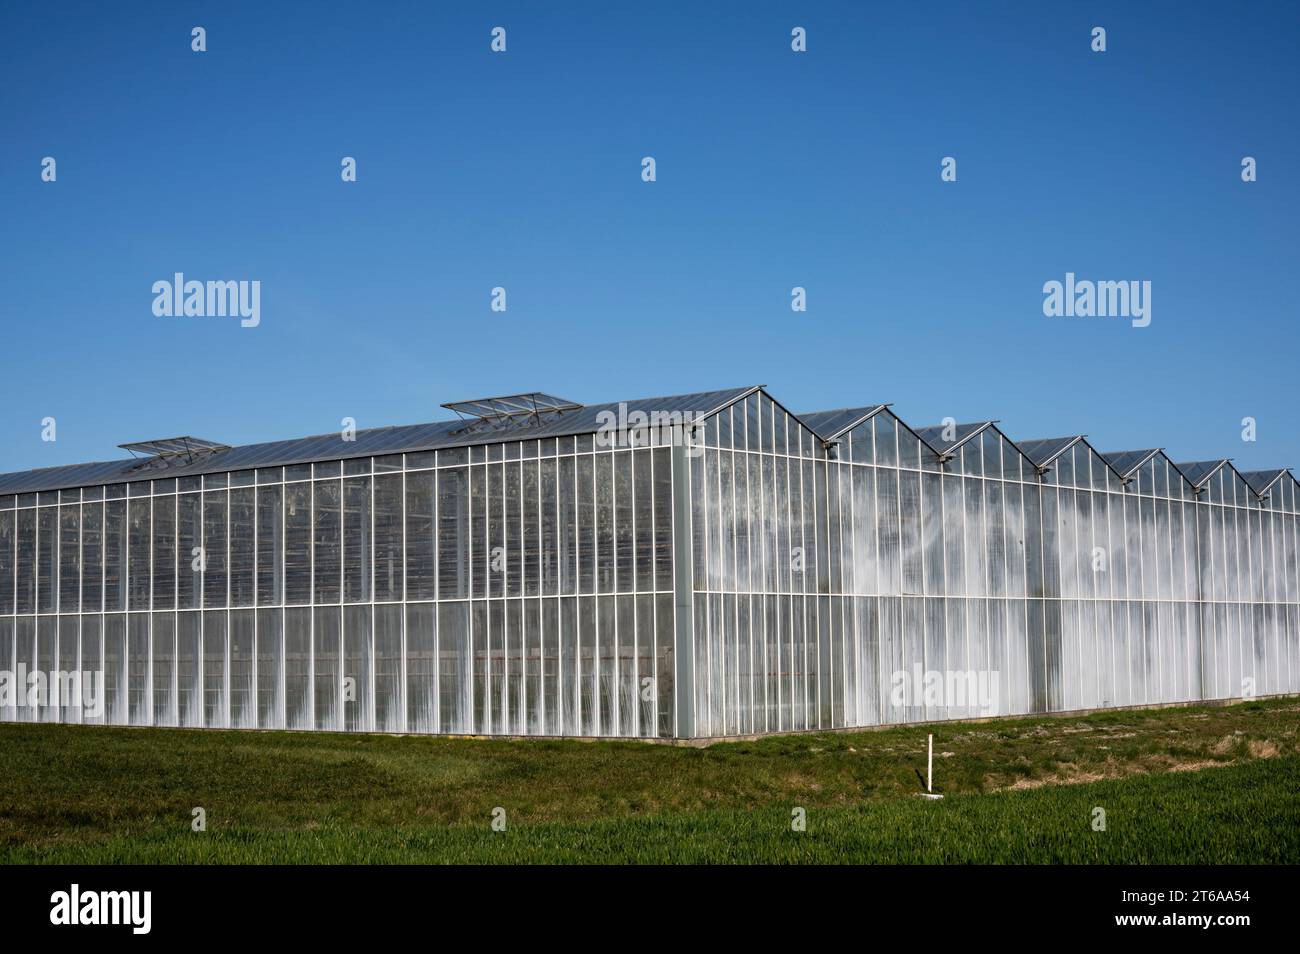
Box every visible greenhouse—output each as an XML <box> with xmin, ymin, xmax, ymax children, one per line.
<box><xmin>0</xmin><ymin>385</ymin><xmax>1297</xmax><ymax>740</ymax></box>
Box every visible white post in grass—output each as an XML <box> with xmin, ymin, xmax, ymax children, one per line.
<box><xmin>919</xmin><ymin>732</ymin><xmax>943</xmax><ymax>800</ymax></box>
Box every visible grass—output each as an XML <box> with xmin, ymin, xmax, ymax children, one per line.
<box><xmin>2</xmin><ymin>697</ymin><xmax>1297</xmax><ymax>863</ymax></box>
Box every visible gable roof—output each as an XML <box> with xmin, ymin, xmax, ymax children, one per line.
<box><xmin>913</xmin><ymin>421</ymin><xmax>997</xmax><ymax>458</ymax></box>
<box><xmin>797</xmin><ymin>405</ymin><xmax>890</xmax><ymax>441</ymax></box>
<box><xmin>1174</xmin><ymin>459</ymin><xmax>1232</xmax><ymax>490</ymax></box>
<box><xmin>1101</xmin><ymin>448</ymin><xmax>1164</xmax><ymax>481</ymax></box>
<box><xmin>0</xmin><ymin>386</ymin><xmax>1292</xmax><ymax>510</ymax></box>
<box><xmin>1017</xmin><ymin>436</ymin><xmax>1086</xmax><ymax>471</ymax></box>
<box><xmin>1240</xmin><ymin>468</ymin><xmax>1292</xmax><ymax>498</ymax></box>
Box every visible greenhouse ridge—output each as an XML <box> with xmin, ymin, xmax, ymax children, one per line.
<box><xmin>0</xmin><ymin>385</ymin><xmax>1291</xmax><ymax>496</ymax></box>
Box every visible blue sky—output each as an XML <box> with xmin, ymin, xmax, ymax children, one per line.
<box><xmin>2</xmin><ymin>1</ymin><xmax>1297</xmax><ymax>475</ymax></box>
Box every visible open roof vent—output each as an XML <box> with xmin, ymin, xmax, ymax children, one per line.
<box><xmin>1174</xmin><ymin>459</ymin><xmax>1232</xmax><ymax>493</ymax></box>
<box><xmin>442</xmin><ymin>392</ymin><xmax>583</xmax><ymax>435</ymax></box>
<box><xmin>119</xmin><ymin>436</ymin><xmax>232</xmax><ymax>471</ymax></box>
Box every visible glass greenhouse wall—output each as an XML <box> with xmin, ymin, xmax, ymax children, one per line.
<box><xmin>0</xmin><ymin>385</ymin><xmax>1297</xmax><ymax>739</ymax></box>
<box><xmin>689</xmin><ymin>392</ymin><xmax>1300</xmax><ymax>737</ymax></box>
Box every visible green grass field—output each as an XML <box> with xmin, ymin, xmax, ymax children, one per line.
<box><xmin>2</xmin><ymin>698</ymin><xmax>1297</xmax><ymax>863</ymax></box>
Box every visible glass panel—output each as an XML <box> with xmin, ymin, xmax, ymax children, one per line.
<box><xmin>405</xmin><ymin>471</ymin><xmax>436</xmax><ymax>601</ymax></box>
<box><xmin>374</xmin><ymin>474</ymin><xmax>403</xmax><ymax>602</ymax></box>
<box><xmin>201</xmin><ymin>492</ymin><xmax>227</xmax><ymax>608</ymax></box>
<box><xmin>80</xmin><ymin>615</ymin><xmax>102</xmax><ymax>724</ymax></box>
<box><xmin>375</xmin><ymin>603</ymin><xmax>402</xmax><ymax>732</ymax></box>
<box><xmin>285</xmin><ymin>482</ymin><xmax>312</xmax><ymax>604</ymax></box>
<box><xmin>59</xmin><ymin>506</ymin><xmax>81</xmax><ymax>612</ymax></box>
<box><xmin>313</xmin><ymin>606</ymin><xmax>340</xmax><ymax>731</ymax></box>
<box><xmin>127</xmin><ymin>613</ymin><xmax>149</xmax><ymax>725</ymax></box>
<box><xmin>488</xmin><ymin>465</ymin><xmax>505</xmax><ymax>601</ymax></box>
<box><xmin>177</xmin><ymin>493</ymin><xmax>201</xmax><ymax>609</ymax></box>
<box><xmin>15</xmin><ymin>509</ymin><xmax>35</xmax><ymax>614</ymax></box>
<box><xmin>142</xmin><ymin>497</ymin><xmax>171</xmax><ymax>611</ymax></box>
<box><xmin>634</xmin><ymin>449</ymin><xmax>653</xmax><ymax>592</ymax></box>
<box><xmin>285</xmin><ymin>607</ymin><xmax>312</xmax><ymax>730</ymax></box>
<box><xmin>438</xmin><ymin>601</ymin><xmax>470</xmax><ymax>733</ymax></box>
<box><xmin>577</xmin><ymin>456</ymin><xmax>595</xmax><ymax>594</ymax></box>
<box><xmin>437</xmin><ymin>468</ymin><xmax>468</xmax><ymax>600</ymax></box>
<box><xmin>522</xmin><ymin>463</ymin><xmax>539</xmax><ymax>597</ymax></box>
<box><xmin>613</xmin><ymin>452</ymin><xmax>634</xmax><ymax>595</ymax></box>
<box><xmin>342</xmin><ymin>477</ymin><xmax>371</xmax><ymax>603</ymax></box>
<box><xmin>558</xmin><ymin>456</ymin><xmax>577</xmax><ymax>595</ymax></box>
<box><xmin>103</xmin><ymin>615</ymin><xmax>126</xmax><ymax>724</ymax></box>
<box><xmin>541</xmin><ymin>458</ymin><xmax>559</xmax><ymax>596</ymax></box>
<box><xmin>81</xmin><ymin>504</ymin><xmax>103</xmax><ymax>613</ymax></box>
<box><xmin>228</xmin><ymin>608</ymin><xmax>253</xmax><ymax>727</ymax></box>
<box><xmin>344</xmin><ymin>604</ymin><xmax>371</xmax><ymax>731</ymax></box>
<box><xmin>313</xmin><ymin>481</ymin><xmax>341</xmax><ymax>604</ymax></box>
<box><xmin>203</xmin><ymin>611</ymin><xmax>227</xmax><ymax>727</ymax></box>
<box><xmin>152</xmin><ymin>612</ymin><xmax>175</xmax><ymax>726</ymax></box>
<box><xmin>505</xmin><ymin>462</ymin><xmax>523</xmax><ymax>599</ymax></box>
<box><xmin>653</xmin><ymin>447</ymin><xmax>673</xmax><ymax>592</ymax></box>
<box><xmin>595</xmin><ymin>455</ymin><xmax>615</xmax><ymax>594</ymax></box>
<box><xmin>59</xmin><ymin>615</ymin><xmax>80</xmax><ymax>722</ymax></box>
<box><xmin>229</xmin><ymin>488</ymin><xmax>255</xmax><ymax>607</ymax></box>
<box><xmin>178</xmin><ymin>611</ymin><xmax>202</xmax><ymax>727</ymax></box>
<box><xmin>406</xmin><ymin>602</ymin><xmax>436</xmax><ymax>733</ymax></box>
<box><xmin>471</xmin><ymin>468</ymin><xmax>488</xmax><ymax>600</ymax></box>
<box><xmin>257</xmin><ymin>485</ymin><xmax>283</xmax><ymax>605</ymax></box>
<box><xmin>25</xmin><ymin>510</ymin><xmax>49</xmax><ymax>617</ymax></box>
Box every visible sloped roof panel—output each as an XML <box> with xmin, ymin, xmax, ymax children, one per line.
<box><xmin>797</xmin><ymin>405</ymin><xmax>889</xmax><ymax>441</ymax></box>
<box><xmin>1100</xmin><ymin>449</ymin><xmax>1163</xmax><ymax>480</ymax></box>
<box><xmin>1240</xmin><ymin>468</ymin><xmax>1291</xmax><ymax>498</ymax></box>
<box><xmin>1017</xmin><ymin>436</ymin><xmax>1084</xmax><ymax>469</ymax></box>
<box><xmin>913</xmin><ymin>421</ymin><xmax>996</xmax><ymax>456</ymax></box>
<box><xmin>1174</xmin><ymin>459</ymin><xmax>1231</xmax><ymax>489</ymax></box>
<box><xmin>0</xmin><ymin>386</ymin><xmax>756</xmax><ymax>496</ymax></box>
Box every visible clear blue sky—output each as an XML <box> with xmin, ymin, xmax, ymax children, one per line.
<box><xmin>2</xmin><ymin>1</ymin><xmax>1297</xmax><ymax>475</ymax></box>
